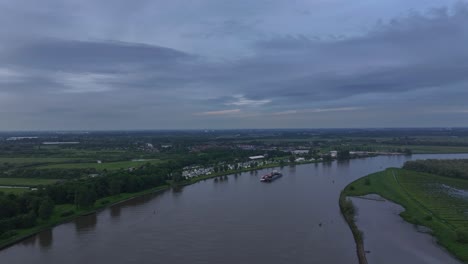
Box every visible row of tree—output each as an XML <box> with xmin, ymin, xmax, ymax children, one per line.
<box><xmin>0</xmin><ymin>161</ymin><xmax>180</xmax><ymax>238</ymax></box>
<box><xmin>403</xmin><ymin>159</ymin><xmax>468</xmax><ymax>180</ymax></box>
<box><xmin>0</xmin><ymin>192</ymin><xmax>54</xmax><ymax>237</ymax></box>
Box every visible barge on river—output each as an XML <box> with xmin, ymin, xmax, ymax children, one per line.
<box><xmin>260</xmin><ymin>170</ymin><xmax>282</xmax><ymax>182</ymax></box>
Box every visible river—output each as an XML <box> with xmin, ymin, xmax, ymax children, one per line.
<box><xmin>1</xmin><ymin>153</ymin><xmax>468</xmax><ymax>264</ymax></box>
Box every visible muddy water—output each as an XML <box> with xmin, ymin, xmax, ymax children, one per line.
<box><xmin>1</xmin><ymin>154</ymin><xmax>468</xmax><ymax>264</ymax></box>
<box><xmin>351</xmin><ymin>196</ymin><xmax>463</xmax><ymax>264</ymax></box>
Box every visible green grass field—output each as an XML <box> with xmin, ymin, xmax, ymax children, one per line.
<box><xmin>37</xmin><ymin>159</ymin><xmax>161</xmax><ymax>170</ymax></box>
<box><xmin>0</xmin><ymin>187</ymin><xmax>29</xmax><ymax>194</ymax></box>
<box><xmin>0</xmin><ymin>157</ymin><xmax>82</xmax><ymax>164</ymax></box>
<box><xmin>364</xmin><ymin>145</ymin><xmax>468</xmax><ymax>154</ymax></box>
<box><xmin>0</xmin><ymin>178</ymin><xmax>58</xmax><ymax>186</ymax></box>
<box><xmin>343</xmin><ymin>168</ymin><xmax>468</xmax><ymax>262</ymax></box>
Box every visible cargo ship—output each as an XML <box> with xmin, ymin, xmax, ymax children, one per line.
<box><xmin>260</xmin><ymin>170</ymin><xmax>282</xmax><ymax>182</ymax></box>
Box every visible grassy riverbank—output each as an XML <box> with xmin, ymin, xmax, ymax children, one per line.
<box><xmin>342</xmin><ymin>168</ymin><xmax>468</xmax><ymax>263</ymax></box>
<box><xmin>339</xmin><ymin>193</ymin><xmax>368</xmax><ymax>264</ymax></box>
<box><xmin>0</xmin><ymin>160</ymin><xmax>314</xmax><ymax>250</ymax></box>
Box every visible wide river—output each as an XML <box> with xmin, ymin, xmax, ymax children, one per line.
<box><xmin>1</xmin><ymin>153</ymin><xmax>468</xmax><ymax>264</ymax></box>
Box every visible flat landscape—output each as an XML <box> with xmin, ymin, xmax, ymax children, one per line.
<box><xmin>36</xmin><ymin>159</ymin><xmax>162</xmax><ymax>170</ymax></box>
<box><xmin>1</xmin><ymin>129</ymin><xmax>468</xmax><ymax>263</ymax></box>
<box><xmin>0</xmin><ymin>187</ymin><xmax>29</xmax><ymax>194</ymax></box>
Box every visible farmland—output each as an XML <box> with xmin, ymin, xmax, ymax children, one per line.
<box><xmin>0</xmin><ymin>157</ymin><xmax>78</xmax><ymax>164</ymax></box>
<box><xmin>0</xmin><ymin>187</ymin><xmax>29</xmax><ymax>194</ymax></box>
<box><xmin>0</xmin><ymin>178</ymin><xmax>58</xmax><ymax>187</ymax></box>
<box><xmin>37</xmin><ymin>159</ymin><xmax>162</xmax><ymax>170</ymax></box>
<box><xmin>342</xmin><ymin>168</ymin><xmax>468</xmax><ymax>262</ymax></box>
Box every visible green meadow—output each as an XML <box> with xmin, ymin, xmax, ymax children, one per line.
<box><xmin>343</xmin><ymin>168</ymin><xmax>468</xmax><ymax>262</ymax></box>
<box><xmin>0</xmin><ymin>178</ymin><xmax>58</xmax><ymax>187</ymax></box>
<box><xmin>37</xmin><ymin>159</ymin><xmax>161</xmax><ymax>170</ymax></box>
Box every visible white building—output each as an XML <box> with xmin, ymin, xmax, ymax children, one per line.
<box><xmin>292</xmin><ymin>150</ymin><xmax>309</xmax><ymax>155</ymax></box>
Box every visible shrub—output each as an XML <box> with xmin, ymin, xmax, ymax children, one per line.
<box><xmin>364</xmin><ymin>178</ymin><xmax>371</xmax><ymax>186</ymax></box>
<box><xmin>60</xmin><ymin>210</ymin><xmax>75</xmax><ymax>217</ymax></box>
<box><xmin>413</xmin><ymin>218</ymin><xmax>421</xmax><ymax>226</ymax></box>
<box><xmin>424</xmin><ymin>215</ymin><xmax>432</xmax><ymax>221</ymax></box>
<box><xmin>342</xmin><ymin>198</ymin><xmax>356</xmax><ymax>220</ymax></box>
<box><xmin>456</xmin><ymin>229</ymin><xmax>468</xmax><ymax>244</ymax></box>
<box><xmin>0</xmin><ymin>230</ymin><xmax>18</xmax><ymax>240</ymax></box>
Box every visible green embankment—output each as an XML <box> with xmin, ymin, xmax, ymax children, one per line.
<box><xmin>0</xmin><ymin>178</ymin><xmax>58</xmax><ymax>187</ymax></box>
<box><xmin>0</xmin><ymin>161</ymin><xmax>316</xmax><ymax>249</ymax></box>
<box><xmin>342</xmin><ymin>168</ymin><xmax>468</xmax><ymax>262</ymax></box>
<box><xmin>0</xmin><ymin>185</ymin><xmax>169</xmax><ymax>250</ymax></box>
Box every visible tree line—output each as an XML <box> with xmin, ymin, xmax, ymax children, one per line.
<box><xmin>0</xmin><ymin>162</ymin><xmax>179</xmax><ymax>240</ymax></box>
<box><xmin>403</xmin><ymin>159</ymin><xmax>468</xmax><ymax>180</ymax></box>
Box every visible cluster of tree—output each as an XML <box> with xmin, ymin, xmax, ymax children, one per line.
<box><xmin>337</xmin><ymin>150</ymin><xmax>350</xmax><ymax>160</ymax></box>
<box><xmin>382</xmin><ymin>138</ymin><xmax>468</xmax><ymax>147</ymax></box>
<box><xmin>0</xmin><ymin>161</ymin><xmax>181</xmax><ymax>239</ymax></box>
<box><xmin>403</xmin><ymin>159</ymin><xmax>468</xmax><ymax>180</ymax></box>
<box><xmin>0</xmin><ymin>192</ymin><xmax>54</xmax><ymax>238</ymax></box>
<box><xmin>46</xmin><ymin>164</ymin><xmax>172</xmax><ymax>207</ymax></box>
<box><xmin>213</xmin><ymin>164</ymin><xmax>232</xmax><ymax>173</ymax></box>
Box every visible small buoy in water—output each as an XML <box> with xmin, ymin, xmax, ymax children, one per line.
<box><xmin>318</xmin><ymin>222</ymin><xmax>322</xmax><ymax>227</ymax></box>
<box><xmin>153</xmin><ymin>210</ymin><xmax>156</xmax><ymax>214</ymax></box>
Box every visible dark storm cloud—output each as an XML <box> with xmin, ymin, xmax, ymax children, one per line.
<box><xmin>240</xmin><ymin>4</ymin><xmax>468</xmax><ymax>103</ymax></box>
<box><xmin>3</xmin><ymin>39</ymin><xmax>192</xmax><ymax>72</ymax></box>
<box><xmin>0</xmin><ymin>0</ymin><xmax>467</xmax><ymax>129</ymax></box>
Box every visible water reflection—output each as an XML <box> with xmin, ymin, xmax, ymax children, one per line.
<box><xmin>20</xmin><ymin>234</ymin><xmax>37</xmax><ymax>247</ymax></box>
<box><xmin>110</xmin><ymin>205</ymin><xmax>121</xmax><ymax>219</ymax></box>
<box><xmin>337</xmin><ymin>159</ymin><xmax>350</xmax><ymax>168</ymax></box>
<box><xmin>38</xmin><ymin>229</ymin><xmax>52</xmax><ymax>250</ymax></box>
<box><xmin>214</xmin><ymin>175</ymin><xmax>229</xmax><ymax>184</ymax></box>
<box><xmin>75</xmin><ymin>214</ymin><xmax>97</xmax><ymax>233</ymax></box>
<box><xmin>126</xmin><ymin>193</ymin><xmax>161</xmax><ymax>206</ymax></box>
<box><xmin>172</xmin><ymin>185</ymin><xmax>184</xmax><ymax>195</ymax></box>
<box><xmin>3</xmin><ymin>153</ymin><xmax>468</xmax><ymax>264</ymax></box>
<box><xmin>288</xmin><ymin>164</ymin><xmax>296</xmax><ymax>173</ymax></box>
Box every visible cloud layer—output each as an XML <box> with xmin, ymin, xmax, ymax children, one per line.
<box><xmin>0</xmin><ymin>0</ymin><xmax>467</xmax><ymax>130</ymax></box>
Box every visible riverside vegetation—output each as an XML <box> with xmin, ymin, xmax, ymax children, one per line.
<box><xmin>2</xmin><ymin>129</ymin><xmax>468</xmax><ymax>249</ymax></box>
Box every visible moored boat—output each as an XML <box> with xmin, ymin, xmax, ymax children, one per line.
<box><xmin>260</xmin><ymin>170</ymin><xmax>282</xmax><ymax>182</ymax></box>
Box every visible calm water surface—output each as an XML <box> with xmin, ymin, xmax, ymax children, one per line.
<box><xmin>1</xmin><ymin>154</ymin><xmax>468</xmax><ymax>264</ymax></box>
<box><xmin>351</xmin><ymin>197</ymin><xmax>462</xmax><ymax>264</ymax></box>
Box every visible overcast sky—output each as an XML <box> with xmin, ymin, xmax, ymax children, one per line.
<box><xmin>1</xmin><ymin>0</ymin><xmax>468</xmax><ymax>130</ymax></box>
